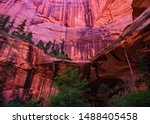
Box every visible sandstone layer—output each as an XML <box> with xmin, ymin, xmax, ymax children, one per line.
<box><xmin>132</xmin><ymin>0</ymin><xmax>150</xmax><ymax>19</ymax></box>
<box><xmin>0</xmin><ymin>0</ymin><xmax>150</xmax><ymax>106</ymax></box>
<box><xmin>91</xmin><ymin>7</ymin><xmax>150</xmax><ymax>91</ymax></box>
<box><xmin>0</xmin><ymin>0</ymin><xmax>133</xmax><ymax>60</ymax></box>
<box><xmin>0</xmin><ymin>34</ymin><xmax>90</xmax><ymax>103</ymax></box>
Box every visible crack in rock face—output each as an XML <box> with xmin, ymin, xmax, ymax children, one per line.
<box><xmin>0</xmin><ymin>0</ymin><xmax>133</xmax><ymax>60</ymax></box>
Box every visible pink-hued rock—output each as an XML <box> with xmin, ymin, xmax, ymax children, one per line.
<box><xmin>0</xmin><ymin>0</ymin><xmax>133</xmax><ymax>60</ymax></box>
<box><xmin>0</xmin><ymin>33</ymin><xmax>91</xmax><ymax>103</ymax></box>
<box><xmin>91</xmin><ymin>7</ymin><xmax>150</xmax><ymax>91</ymax></box>
<box><xmin>132</xmin><ymin>0</ymin><xmax>150</xmax><ymax>19</ymax></box>
<box><xmin>0</xmin><ymin>34</ymin><xmax>58</xmax><ymax>102</ymax></box>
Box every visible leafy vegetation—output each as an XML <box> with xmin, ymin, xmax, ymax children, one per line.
<box><xmin>109</xmin><ymin>89</ymin><xmax>150</xmax><ymax>107</ymax></box>
<box><xmin>25</xmin><ymin>32</ymin><xmax>34</xmax><ymax>44</ymax></box>
<box><xmin>49</xmin><ymin>67</ymin><xmax>89</xmax><ymax>107</ymax></box>
<box><xmin>49</xmin><ymin>90</ymin><xmax>89</xmax><ymax>107</ymax></box>
<box><xmin>0</xmin><ymin>60</ymin><xmax>43</xmax><ymax>107</ymax></box>
<box><xmin>37</xmin><ymin>40</ymin><xmax>45</xmax><ymax>50</ymax></box>
<box><xmin>37</xmin><ymin>39</ymin><xmax>71</xmax><ymax>60</ymax></box>
<box><xmin>137</xmin><ymin>55</ymin><xmax>150</xmax><ymax>86</ymax></box>
<box><xmin>25</xmin><ymin>96</ymin><xmax>44</xmax><ymax>107</ymax></box>
<box><xmin>0</xmin><ymin>14</ymin><xmax>14</xmax><ymax>33</ymax></box>
<box><xmin>12</xmin><ymin>19</ymin><xmax>34</xmax><ymax>44</ymax></box>
<box><xmin>0</xmin><ymin>60</ymin><xmax>16</xmax><ymax>105</ymax></box>
<box><xmin>1</xmin><ymin>87</ymin><xmax>44</xmax><ymax>107</ymax></box>
<box><xmin>44</xmin><ymin>40</ymin><xmax>52</xmax><ymax>53</ymax></box>
<box><xmin>50</xmin><ymin>53</ymin><xmax>71</xmax><ymax>60</ymax></box>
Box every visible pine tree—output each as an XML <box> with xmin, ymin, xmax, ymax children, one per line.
<box><xmin>5</xmin><ymin>19</ymin><xmax>15</xmax><ymax>33</ymax></box>
<box><xmin>51</xmin><ymin>39</ymin><xmax>56</xmax><ymax>52</ymax></box>
<box><xmin>12</xmin><ymin>19</ymin><xmax>27</xmax><ymax>37</ymax></box>
<box><xmin>50</xmin><ymin>39</ymin><xmax>60</xmax><ymax>55</ymax></box>
<box><xmin>26</xmin><ymin>32</ymin><xmax>33</xmax><ymax>44</ymax></box>
<box><xmin>44</xmin><ymin>40</ymin><xmax>52</xmax><ymax>52</ymax></box>
<box><xmin>2</xmin><ymin>16</ymin><xmax>10</xmax><ymax>30</ymax></box>
<box><xmin>138</xmin><ymin>55</ymin><xmax>150</xmax><ymax>86</ymax></box>
<box><xmin>60</xmin><ymin>39</ymin><xmax>65</xmax><ymax>54</ymax></box>
<box><xmin>0</xmin><ymin>15</ymin><xmax>10</xmax><ymax>32</ymax></box>
<box><xmin>0</xmin><ymin>14</ymin><xmax>5</xmax><ymax>30</ymax></box>
<box><xmin>37</xmin><ymin>40</ymin><xmax>44</xmax><ymax>50</ymax></box>
<box><xmin>17</xmin><ymin>19</ymin><xmax>27</xmax><ymax>33</ymax></box>
<box><xmin>49</xmin><ymin>67</ymin><xmax>89</xmax><ymax>107</ymax></box>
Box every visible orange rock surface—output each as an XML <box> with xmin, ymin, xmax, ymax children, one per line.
<box><xmin>0</xmin><ymin>0</ymin><xmax>133</xmax><ymax>60</ymax></box>
<box><xmin>0</xmin><ymin>0</ymin><xmax>150</xmax><ymax>106</ymax></box>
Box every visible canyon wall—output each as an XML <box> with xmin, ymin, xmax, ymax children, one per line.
<box><xmin>132</xmin><ymin>0</ymin><xmax>150</xmax><ymax>19</ymax></box>
<box><xmin>0</xmin><ymin>0</ymin><xmax>150</xmax><ymax>106</ymax></box>
<box><xmin>0</xmin><ymin>0</ymin><xmax>133</xmax><ymax>60</ymax></box>
<box><xmin>91</xmin><ymin>6</ymin><xmax>150</xmax><ymax>91</ymax></box>
<box><xmin>0</xmin><ymin>34</ymin><xmax>90</xmax><ymax>103</ymax></box>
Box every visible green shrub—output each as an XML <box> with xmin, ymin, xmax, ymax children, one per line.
<box><xmin>0</xmin><ymin>15</ymin><xmax>10</xmax><ymax>32</ymax></box>
<box><xmin>26</xmin><ymin>96</ymin><xmax>44</xmax><ymax>107</ymax></box>
<box><xmin>49</xmin><ymin>67</ymin><xmax>89</xmax><ymax>107</ymax></box>
<box><xmin>53</xmin><ymin>54</ymin><xmax>71</xmax><ymax>60</ymax></box>
<box><xmin>109</xmin><ymin>89</ymin><xmax>150</xmax><ymax>107</ymax></box>
<box><xmin>137</xmin><ymin>55</ymin><xmax>150</xmax><ymax>86</ymax></box>
<box><xmin>37</xmin><ymin>40</ymin><xmax>44</xmax><ymax>50</ymax></box>
<box><xmin>25</xmin><ymin>32</ymin><xmax>34</xmax><ymax>44</ymax></box>
<box><xmin>54</xmin><ymin>67</ymin><xmax>87</xmax><ymax>91</ymax></box>
<box><xmin>49</xmin><ymin>90</ymin><xmax>89</xmax><ymax>107</ymax></box>
<box><xmin>1</xmin><ymin>86</ymin><xmax>25</xmax><ymax>107</ymax></box>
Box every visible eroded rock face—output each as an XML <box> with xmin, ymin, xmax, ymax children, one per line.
<box><xmin>91</xmin><ymin>7</ymin><xmax>150</xmax><ymax>92</ymax></box>
<box><xmin>132</xmin><ymin>0</ymin><xmax>150</xmax><ymax>19</ymax></box>
<box><xmin>0</xmin><ymin>34</ymin><xmax>57</xmax><ymax>103</ymax></box>
<box><xmin>0</xmin><ymin>34</ymin><xmax>90</xmax><ymax>103</ymax></box>
<box><xmin>0</xmin><ymin>0</ymin><xmax>150</xmax><ymax>106</ymax></box>
<box><xmin>0</xmin><ymin>0</ymin><xmax>133</xmax><ymax>60</ymax></box>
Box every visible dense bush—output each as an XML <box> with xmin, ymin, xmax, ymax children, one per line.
<box><xmin>1</xmin><ymin>87</ymin><xmax>44</xmax><ymax>107</ymax></box>
<box><xmin>37</xmin><ymin>40</ymin><xmax>45</xmax><ymax>50</ymax></box>
<box><xmin>137</xmin><ymin>55</ymin><xmax>150</xmax><ymax>86</ymax></box>
<box><xmin>0</xmin><ymin>14</ymin><xmax>12</xmax><ymax>33</ymax></box>
<box><xmin>49</xmin><ymin>67</ymin><xmax>89</xmax><ymax>107</ymax></box>
<box><xmin>109</xmin><ymin>89</ymin><xmax>150</xmax><ymax>107</ymax></box>
<box><xmin>49</xmin><ymin>90</ymin><xmax>89</xmax><ymax>107</ymax></box>
<box><xmin>51</xmin><ymin>54</ymin><xmax>71</xmax><ymax>60</ymax></box>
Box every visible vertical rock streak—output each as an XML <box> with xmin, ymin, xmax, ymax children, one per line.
<box><xmin>0</xmin><ymin>0</ymin><xmax>133</xmax><ymax>60</ymax></box>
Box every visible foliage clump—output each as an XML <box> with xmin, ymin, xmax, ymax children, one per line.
<box><xmin>137</xmin><ymin>55</ymin><xmax>150</xmax><ymax>86</ymax></box>
<box><xmin>12</xmin><ymin>19</ymin><xmax>34</xmax><ymax>44</ymax></box>
<box><xmin>49</xmin><ymin>67</ymin><xmax>89</xmax><ymax>107</ymax></box>
<box><xmin>0</xmin><ymin>14</ymin><xmax>14</xmax><ymax>33</ymax></box>
<box><xmin>109</xmin><ymin>89</ymin><xmax>150</xmax><ymax>107</ymax></box>
<box><xmin>0</xmin><ymin>60</ymin><xmax>16</xmax><ymax>105</ymax></box>
<box><xmin>1</xmin><ymin>87</ymin><xmax>44</xmax><ymax>107</ymax></box>
<box><xmin>37</xmin><ymin>39</ymin><xmax>71</xmax><ymax>60</ymax></box>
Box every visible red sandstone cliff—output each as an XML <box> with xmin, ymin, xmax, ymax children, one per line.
<box><xmin>0</xmin><ymin>0</ymin><xmax>133</xmax><ymax>60</ymax></box>
<box><xmin>0</xmin><ymin>33</ymin><xmax>90</xmax><ymax>103</ymax></box>
<box><xmin>91</xmin><ymin>6</ymin><xmax>150</xmax><ymax>91</ymax></box>
<box><xmin>0</xmin><ymin>0</ymin><xmax>150</xmax><ymax>106</ymax></box>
